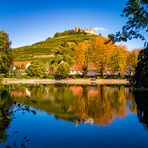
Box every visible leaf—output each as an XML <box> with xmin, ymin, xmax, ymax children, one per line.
<box><xmin>31</xmin><ymin>110</ymin><xmax>36</xmax><ymax>115</ymax></box>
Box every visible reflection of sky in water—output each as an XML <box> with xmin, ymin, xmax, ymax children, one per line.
<box><xmin>1</xmin><ymin>109</ymin><xmax>148</xmax><ymax>148</ymax></box>
<box><xmin>1</xmin><ymin>85</ymin><xmax>148</xmax><ymax>148</ymax></box>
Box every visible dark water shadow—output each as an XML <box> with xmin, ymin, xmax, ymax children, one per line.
<box><xmin>133</xmin><ymin>90</ymin><xmax>148</xmax><ymax>130</ymax></box>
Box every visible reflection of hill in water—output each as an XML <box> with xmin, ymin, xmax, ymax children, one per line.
<box><xmin>10</xmin><ymin>85</ymin><xmax>137</xmax><ymax>126</ymax></box>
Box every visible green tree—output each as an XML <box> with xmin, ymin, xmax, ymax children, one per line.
<box><xmin>133</xmin><ymin>47</ymin><xmax>148</xmax><ymax>87</ymax></box>
<box><xmin>28</xmin><ymin>62</ymin><xmax>46</xmax><ymax>78</ymax></box>
<box><xmin>0</xmin><ymin>31</ymin><xmax>13</xmax><ymax>73</ymax></box>
<box><xmin>56</xmin><ymin>61</ymin><xmax>70</xmax><ymax>78</ymax></box>
<box><xmin>109</xmin><ymin>0</ymin><xmax>148</xmax><ymax>43</ymax></box>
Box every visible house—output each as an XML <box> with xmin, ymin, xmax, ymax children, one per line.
<box><xmin>70</xmin><ymin>63</ymin><xmax>98</xmax><ymax>76</ymax></box>
<box><xmin>87</xmin><ymin>63</ymin><xmax>98</xmax><ymax>76</ymax></box>
<box><xmin>70</xmin><ymin>65</ymin><xmax>82</xmax><ymax>75</ymax></box>
<box><xmin>13</xmin><ymin>62</ymin><xmax>31</xmax><ymax>70</ymax></box>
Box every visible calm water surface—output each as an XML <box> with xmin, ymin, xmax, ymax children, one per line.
<box><xmin>0</xmin><ymin>85</ymin><xmax>148</xmax><ymax>148</ymax></box>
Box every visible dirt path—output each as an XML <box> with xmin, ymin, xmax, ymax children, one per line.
<box><xmin>2</xmin><ymin>78</ymin><xmax>129</xmax><ymax>85</ymax></box>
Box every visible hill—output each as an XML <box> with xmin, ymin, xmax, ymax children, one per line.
<box><xmin>13</xmin><ymin>31</ymin><xmax>97</xmax><ymax>66</ymax></box>
<box><xmin>11</xmin><ymin>30</ymin><xmax>140</xmax><ymax>78</ymax></box>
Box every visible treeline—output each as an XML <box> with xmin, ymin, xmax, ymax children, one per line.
<box><xmin>26</xmin><ymin>36</ymin><xmax>141</xmax><ymax>78</ymax></box>
<box><xmin>73</xmin><ymin>36</ymin><xmax>141</xmax><ymax>76</ymax></box>
<box><xmin>0</xmin><ymin>30</ymin><xmax>141</xmax><ymax>79</ymax></box>
<box><xmin>54</xmin><ymin>29</ymin><xmax>84</xmax><ymax>38</ymax></box>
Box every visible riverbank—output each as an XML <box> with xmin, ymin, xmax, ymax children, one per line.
<box><xmin>2</xmin><ymin>78</ymin><xmax>129</xmax><ymax>85</ymax></box>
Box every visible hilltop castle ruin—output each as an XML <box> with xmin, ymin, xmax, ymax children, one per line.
<box><xmin>75</xmin><ymin>26</ymin><xmax>97</xmax><ymax>35</ymax></box>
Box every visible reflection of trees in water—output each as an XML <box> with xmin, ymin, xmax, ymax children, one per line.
<box><xmin>11</xmin><ymin>85</ymin><xmax>136</xmax><ymax>126</ymax></box>
<box><xmin>70</xmin><ymin>86</ymin><xmax>136</xmax><ymax>125</ymax></box>
<box><xmin>133</xmin><ymin>90</ymin><xmax>148</xmax><ymax>130</ymax></box>
<box><xmin>0</xmin><ymin>86</ymin><xmax>36</xmax><ymax>146</ymax></box>
<box><xmin>0</xmin><ymin>89</ymin><xmax>13</xmax><ymax>142</ymax></box>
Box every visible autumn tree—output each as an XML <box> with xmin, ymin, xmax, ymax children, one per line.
<box><xmin>0</xmin><ymin>31</ymin><xmax>13</xmax><ymax>73</ymax></box>
<box><xmin>110</xmin><ymin>45</ymin><xmax>128</xmax><ymax>74</ymax></box>
<box><xmin>127</xmin><ymin>48</ymin><xmax>141</xmax><ymax>75</ymax></box>
<box><xmin>92</xmin><ymin>36</ymin><xmax>114</xmax><ymax>76</ymax></box>
<box><xmin>74</xmin><ymin>42</ymin><xmax>90</xmax><ymax>75</ymax></box>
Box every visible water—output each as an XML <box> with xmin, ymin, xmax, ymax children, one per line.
<box><xmin>0</xmin><ymin>85</ymin><xmax>148</xmax><ymax>148</ymax></box>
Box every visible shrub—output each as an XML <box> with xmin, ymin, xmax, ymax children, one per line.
<box><xmin>4</xmin><ymin>73</ymin><xmax>14</xmax><ymax>78</ymax></box>
<box><xmin>43</xmin><ymin>75</ymin><xmax>55</xmax><ymax>79</ymax></box>
<box><xmin>28</xmin><ymin>62</ymin><xmax>46</xmax><ymax>78</ymax></box>
<box><xmin>0</xmin><ymin>75</ymin><xmax>3</xmax><ymax>83</ymax></box>
<box><xmin>56</xmin><ymin>62</ymin><xmax>70</xmax><ymax>78</ymax></box>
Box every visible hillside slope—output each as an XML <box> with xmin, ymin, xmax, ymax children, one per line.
<box><xmin>13</xmin><ymin>32</ymin><xmax>97</xmax><ymax>65</ymax></box>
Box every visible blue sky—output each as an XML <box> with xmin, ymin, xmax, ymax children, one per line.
<box><xmin>0</xmin><ymin>0</ymin><xmax>147</xmax><ymax>49</ymax></box>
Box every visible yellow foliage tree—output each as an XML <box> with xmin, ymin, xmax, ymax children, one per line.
<box><xmin>92</xmin><ymin>36</ymin><xmax>114</xmax><ymax>76</ymax></box>
<box><xmin>74</xmin><ymin>42</ymin><xmax>90</xmax><ymax>75</ymax></box>
<box><xmin>127</xmin><ymin>48</ymin><xmax>141</xmax><ymax>75</ymax></box>
<box><xmin>110</xmin><ymin>45</ymin><xmax>128</xmax><ymax>74</ymax></box>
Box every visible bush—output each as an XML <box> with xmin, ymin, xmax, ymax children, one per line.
<box><xmin>22</xmin><ymin>75</ymin><xmax>31</xmax><ymax>79</ymax></box>
<box><xmin>54</xmin><ymin>29</ymin><xmax>77</xmax><ymax>37</ymax></box>
<box><xmin>43</xmin><ymin>75</ymin><xmax>55</xmax><ymax>79</ymax></box>
<box><xmin>4</xmin><ymin>73</ymin><xmax>14</xmax><ymax>78</ymax></box>
<box><xmin>56</xmin><ymin>62</ymin><xmax>70</xmax><ymax>78</ymax></box>
<box><xmin>96</xmin><ymin>74</ymin><xmax>127</xmax><ymax>79</ymax></box>
<box><xmin>0</xmin><ymin>75</ymin><xmax>4</xmax><ymax>83</ymax></box>
<box><xmin>28</xmin><ymin>62</ymin><xmax>46</xmax><ymax>78</ymax></box>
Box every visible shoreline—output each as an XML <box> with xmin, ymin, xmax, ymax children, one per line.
<box><xmin>2</xmin><ymin>78</ymin><xmax>129</xmax><ymax>85</ymax></box>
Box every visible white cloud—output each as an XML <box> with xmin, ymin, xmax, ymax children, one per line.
<box><xmin>94</xmin><ymin>27</ymin><xmax>107</xmax><ymax>32</ymax></box>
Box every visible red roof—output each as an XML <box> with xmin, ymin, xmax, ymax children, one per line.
<box><xmin>13</xmin><ymin>62</ymin><xmax>30</xmax><ymax>67</ymax></box>
<box><xmin>70</xmin><ymin>65</ymin><xmax>81</xmax><ymax>71</ymax></box>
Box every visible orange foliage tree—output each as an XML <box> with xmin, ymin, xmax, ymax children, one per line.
<box><xmin>73</xmin><ymin>42</ymin><xmax>91</xmax><ymax>75</ymax></box>
<box><xmin>110</xmin><ymin>45</ymin><xmax>129</xmax><ymax>74</ymax></box>
<box><xmin>127</xmin><ymin>48</ymin><xmax>141</xmax><ymax>75</ymax></box>
<box><xmin>92</xmin><ymin>36</ymin><xmax>114</xmax><ymax>76</ymax></box>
